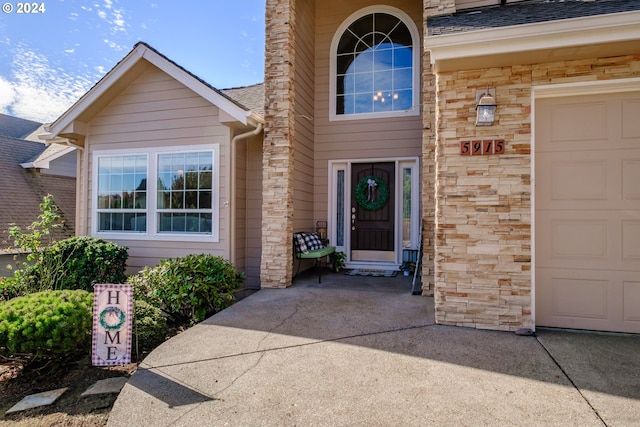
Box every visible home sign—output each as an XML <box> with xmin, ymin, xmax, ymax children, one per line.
<box><xmin>92</xmin><ymin>284</ymin><xmax>133</xmax><ymax>366</ymax></box>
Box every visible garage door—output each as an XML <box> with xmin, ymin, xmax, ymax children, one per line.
<box><xmin>535</xmin><ymin>90</ymin><xmax>640</xmax><ymax>333</ymax></box>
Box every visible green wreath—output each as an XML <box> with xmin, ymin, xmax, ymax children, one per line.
<box><xmin>99</xmin><ymin>306</ymin><xmax>126</xmax><ymax>331</ymax></box>
<box><xmin>355</xmin><ymin>175</ymin><xmax>389</xmax><ymax>211</ymax></box>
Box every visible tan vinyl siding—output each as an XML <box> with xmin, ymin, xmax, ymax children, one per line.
<box><xmin>293</xmin><ymin>0</ymin><xmax>316</xmax><ymax>231</ymax></box>
<box><xmin>314</xmin><ymin>0</ymin><xmax>423</xmax><ymax>218</ymax></box>
<box><xmin>84</xmin><ymin>64</ymin><xmax>231</xmax><ymax>272</ymax></box>
<box><xmin>244</xmin><ymin>134</ymin><xmax>263</xmax><ymax>288</ymax></box>
<box><xmin>43</xmin><ymin>153</ymin><xmax>76</xmax><ymax>178</ymax></box>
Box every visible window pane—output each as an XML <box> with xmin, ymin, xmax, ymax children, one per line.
<box><xmin>394</xmin><ymin>89</ymin><xmax>413</xmax><ymax>111</ymax></box>
<box><xmin>403</xmin><ymin>168</ymin><xmax>412</xmax><ymax>248</ymax></box>
<box><xmin>199</xmin><ymin>171</ymin><xmax>212</xmax><ymax>190</ymax></box>
<box><xmin>171</xmin><ymin>191</ymin><xmax>183</xmax><ymax>209</ymax></box>
<box><xmin>185</xmin><ymin>191</ymin><xmax>198</xmax><ymax>209</ymax></box>
<box><xmin>199</xmin><ymin>191</ymin><xmax>212</xmax><ymax>209</ymax></box>
<box><xmin>185</xmin><ymin>171</ymin><xmax>198</xmax><ymax>190</ymax></box>
<box><xmin>336</xmin><ymin>170</ymin><xmax>344</xmax><ymax>246</ymax></box>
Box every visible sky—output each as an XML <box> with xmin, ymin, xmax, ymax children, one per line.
<box><xmin>0</xmin><ymin>0</ymin><xmax>265</xmax><ymax>123</ymax></box>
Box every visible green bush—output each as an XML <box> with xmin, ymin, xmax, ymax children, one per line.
<box><xmin>128</xmin><ymin>254</ymin><xmax>244</xmax><ymax>325</ymax></box>
<box><xmin>0</xmin><ymin>276</ymin><xmax>28</xmax><ymax>302</ymax></box>
<box><xmin>19</xmin><ymin>236</ymin><xmax>128</xmax><ymax>292</ymax></box>
<box><xmin>133</xmin><ymin>300</ymin><xmax>168</xmax><ymax>352</ymax></box>
<box><xmin>0</xmin><ymin>290</ymin><xmax>93</xmax><ymax>358</ymax></box>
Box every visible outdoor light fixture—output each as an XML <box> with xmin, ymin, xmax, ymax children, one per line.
<box><xmin>475</xmin><ymin>89</ymin><xmax>497</xmax><ymax>126</ymax></box>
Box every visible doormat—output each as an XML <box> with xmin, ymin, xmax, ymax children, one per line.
<box><xmin>345</xmin><ymin>269</ymin><xmax>398</xmax><ymax>277</ymax></box>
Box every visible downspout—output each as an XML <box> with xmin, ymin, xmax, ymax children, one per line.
<box><xmin>229</xmin><ymin>122</ymin><xmax>263</xmax><ymax>267</ymax></box>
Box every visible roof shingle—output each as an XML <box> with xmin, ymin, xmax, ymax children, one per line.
<box><xmin>427</xmin><ymin>0</ymin><xmax>640</xmax><ymax>36</ymax></box>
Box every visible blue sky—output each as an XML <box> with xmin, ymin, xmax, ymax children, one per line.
<box><xmin>0</xmin><ymin>0</ymin><xmax>265</xmax><ymax>123</ymax></box>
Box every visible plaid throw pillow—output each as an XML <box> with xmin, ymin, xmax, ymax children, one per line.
<box><xmin>294</xmin><ymin>233</ymin><xmax>309</xmax><ymax>254</ymax></box>
<box><xmin>293</xmin><ymin>232</ymin><xmax>325</xmax><ymax>254</ymax></box>
<box><xmin>304</xmin><ymin>232</ymin><xmax>324</xmax><ymax>251</ymax></box>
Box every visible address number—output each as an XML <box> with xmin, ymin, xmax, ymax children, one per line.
<box><xmin>460</xmin><ymin>139</ymin><xmax>505</xmax><ymax>156</ymax></box>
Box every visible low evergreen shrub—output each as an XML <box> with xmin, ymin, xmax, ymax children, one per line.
<box><xmin>133</xmin><ymin>300</ymin><xmax>168</xmax><ymax>352</ymax></box>
<box><xmin>128</xmin><ymin>254</ymin><xmax>244</xmax><ymax>325</ymax></box>
<box><xmin>0</xmin><ymin>290</ymin><xmax>93</xmax><ymax>359</ymax></box>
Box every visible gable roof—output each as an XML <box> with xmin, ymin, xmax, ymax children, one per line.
<box><xmin>0</xmin><ymin>114</ymin><xmax>41</xmax><ymax>139</ymax></box>
<box><xmin>46</xmin><ymin>42</ymin><xmax>263</xmax><ymax>144</ymax></box>
<box><xmin>426</xmin><ymin>0</ymin><xmax>640</xmax><ymax>72</ymax></box>
<box><xmin>0</xmin><ymin>135</ymin><xmax>75</xmax><ymax>248</ymax></box>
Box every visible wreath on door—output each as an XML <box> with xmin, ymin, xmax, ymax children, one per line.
<box><xmin>355</xmin><ymin>175</ymin><xmax>389</xmax><ymax>211</ymax></box>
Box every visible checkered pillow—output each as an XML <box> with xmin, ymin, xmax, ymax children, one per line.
<box><xmin>294</xmin><ymin>232</ymin><xmax>325</xmax><ymax>254</ymax></box>
<box><xmin>305</xmin><ymin>232</ymin><xmax>324</xmax><ymax>250</ymax></box>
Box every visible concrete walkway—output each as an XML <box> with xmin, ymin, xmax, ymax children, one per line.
<box><xmin>108</xmin><ymin>272</ymin><xmax>640</xmax><ymax>426</ymax></box>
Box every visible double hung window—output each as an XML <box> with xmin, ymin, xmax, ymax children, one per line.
<box><xmin>94</xmin><ymin>145</ymin><xmax>218</xmax><ymax>241</ymax></box>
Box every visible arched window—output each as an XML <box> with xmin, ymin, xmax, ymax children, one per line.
<box><xmin>331</xmin><ymin>7</ymin><xmax>419</xmax><ymax>120</ymax></box>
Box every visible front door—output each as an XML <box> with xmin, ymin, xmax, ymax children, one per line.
<box><xmin>350</xmin><ymin>162</ymin><xmax>395</xmax><ymax>262</ymax></box>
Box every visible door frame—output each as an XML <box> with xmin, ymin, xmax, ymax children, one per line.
<box><xmin>328</xmin><ymin>157</ymin><xmax>420</xmax><ymax>270</ymax></box>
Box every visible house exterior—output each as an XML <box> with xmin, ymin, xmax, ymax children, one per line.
<box><xmin>261</xmin><ymin>0</ymin><xmax>640</xmax><ymax>334</ymax></box>
<box><xmin>43</xmin><ymin>1</ymin><xmax>639</xmax><ymax>335</ymax></box>
<box><xmin>44</xmin><ymin>43</ymin><xmax>265</xmax><ymax>288</ymax></box>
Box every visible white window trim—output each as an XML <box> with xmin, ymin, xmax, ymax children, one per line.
<box><xmin>91</xmin><ymin>144</ymin><xmax>220</xmax><ymax>242</ymax></box>
<box><xmin>329</xmin><ymin>5</ymin><xmax>421</xmax><ymax>122</ymax></box>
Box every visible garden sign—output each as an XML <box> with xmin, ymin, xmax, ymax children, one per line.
<box><xmin>92</xmin><ymin>284</ymin><xmax>133</xmax><ymax>366</ymax></box>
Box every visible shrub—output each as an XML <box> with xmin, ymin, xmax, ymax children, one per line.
<box><xmin>0</xmin><ymin>290</ymin><xmax>93</xmax><ymax>359</ymax></box>
<box><xmin>20</xmin><ymin>236</ymin><xmax>128</xmax><ymax>292</ymax></box>
<box><xmin>133</xmin><ymin>300</ymin><xmax>168</xmax><ymax>352</ymax></box>
<box><xmin>0</xmin><ymin>276</ymin><xmax>28</xmax><ymax>302</ymax></box>
<box><xmin>128</xmin><ymin>254</ymin><xmax>244</xmax><ymax>325</ymax></box>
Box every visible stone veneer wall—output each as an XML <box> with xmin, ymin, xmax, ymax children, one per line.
<box><xmin>420</xmin><ymin>1</ymin><xmax>442</xmax><ymax>296</ymax></box>
<box><xmin>434</xmin><ymin>54</ymin><xmax>640</xmax><ymax>330</ymax></box>
<box><xmin>261</xmin><ymin>0</ymin><xmax>296</xmax><ymax>288</ymax></box>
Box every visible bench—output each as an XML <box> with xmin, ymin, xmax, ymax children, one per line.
<box><xmin>293</xmin><ymin>232</ymin><xmax>336</xmax><ymax>283</ymax></box>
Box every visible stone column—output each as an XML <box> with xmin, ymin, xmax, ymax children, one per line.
<box><xmin>261</xmin><ymin>0</ymin><xmax>296</xmax><ymax>288</ymax></box>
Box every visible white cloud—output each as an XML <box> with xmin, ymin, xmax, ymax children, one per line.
<box><xmin>96</xmin><ymin>0</ymin><xmax>127</xmax><ymax>36</ymax></box>
<box><xmin>1</xmin><ymin>49</ymin><xmax>96</xmax><ymax>123</ymax></box>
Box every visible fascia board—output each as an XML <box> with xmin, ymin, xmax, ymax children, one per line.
<box><xmin>427</xmin><ymin>11</ymin><xmax>640</xmax><ymax>65</ymax></box>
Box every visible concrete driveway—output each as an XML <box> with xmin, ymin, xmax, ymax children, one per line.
<box><xmin>108</xmin><ymin>272</ymin><xmax>640</xmax><ymax>426</ymax></box>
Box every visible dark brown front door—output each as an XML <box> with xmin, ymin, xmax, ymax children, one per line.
<box><xmin>351</xmin><ymin>162</ymin><xmax>395</xmax><ymax>261</ymax></box>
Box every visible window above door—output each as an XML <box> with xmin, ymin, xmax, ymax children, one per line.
<box><xmin>330</xmin><ymin>6</ymin><xmax>420</xmax><ymax>121</ymax></box>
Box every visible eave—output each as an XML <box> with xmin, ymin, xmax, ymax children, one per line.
<box><xmin>427</xmin><ymin>10</ymin><xmax>640</xmax><ymax>73</ymax></box>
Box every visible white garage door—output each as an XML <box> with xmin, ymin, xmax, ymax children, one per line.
<box><xmin>535</xmin><ymin>90</ymin><xmax>640</xmax><ymax>333</ymax></box>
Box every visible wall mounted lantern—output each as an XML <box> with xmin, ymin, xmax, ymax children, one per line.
<box><xmin>475</xmin><ymin>89</ymin><xmax>497</xmax><ymax>126</ymax></box>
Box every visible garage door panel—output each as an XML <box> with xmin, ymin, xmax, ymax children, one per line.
<box><xmin>624</xmin><ymin>281</ymin><xmax>640</xmax><ymax>322</ymax></box>
<box><xmin>622</xmin><ymin>220</ymin><xmax>640</xmax><ymax>261</ymax></box>
<box><xmin>551</xmin><ymin>160</ymin><xmax>606</xmax><ymax>200</ymax></box>
<box><xmin>552</xmin><ymin>276</ymin><xmax>608</xmax><ymax>319</ymax></box>
<box><xmin>535</xmin><ymin>91</ymin><xmax>640</xmax><ymax>334</ymax></box>
<box><xmin>622</xmin><ymin>99</ymin><xmax>640</xmax><ymax>138</ymax></box>
<box><xmin>551</xmin><ymin>219</ymin><xmax>607</xmax><ymax>259</ymax></box>
<box><xmin>549</xmin><ymin>102</ymin><xmax>607</xmax><ymax>142</ymax></box>
<box><xmin>537</xmin><ymin>211</ymin><xmax>637</xmax><ymax>271</ymax></box>
<box><xmin>623</xmin><ymin>159</ymin><xmax>640</xmax><ymax>199</ymax></box>
<box><xmin>537</xmin><ymin>269</ymin><xmax>640</xmax><ymax>333</ymax></box>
